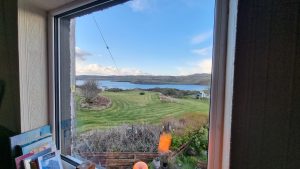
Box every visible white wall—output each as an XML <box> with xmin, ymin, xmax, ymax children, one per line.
<box><xmin>18</xmin><ymin>0</ymin><xmax>48</xmax><ymax>132</ymax></box>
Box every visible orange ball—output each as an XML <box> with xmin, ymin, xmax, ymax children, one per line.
<box><xmin>133</xmin><ymin>161</ymin><xmax>148</xmax><ymax>169</ymax></box>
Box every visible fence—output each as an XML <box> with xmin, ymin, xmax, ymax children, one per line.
<box><xmin>80</xmin><ymin>152</ymin><xmax>159</xmax><ymax>168</ymax></box>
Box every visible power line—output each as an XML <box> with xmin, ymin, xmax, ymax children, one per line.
<box><xmin>92</xmin><ymin>15</ymin><xmax>120</xmax><ymax>74</ymax></box>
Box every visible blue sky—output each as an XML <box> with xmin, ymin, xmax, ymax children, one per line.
<box><xmin>75</xmin><ymin>0</ymin><xmax>215</xmax><ymax>76</ymax></box>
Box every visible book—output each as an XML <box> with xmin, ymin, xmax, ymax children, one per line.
<box><xmin>15</xmin><ymin>152</ymin><xmax>34</xmax><ymax>169</ymax></box>
<box><xmin>30</xmin><ymin>159</ymin><xmax>39</xmax><ymax>169</ymax></box>
<box><xmin>38</xmin><ymin>151</ymin><xmax>63</xmax><ymax>169</ymax></box>
<box><xmin>23</xmin><ymin>147</ymin><xmax>53</xmax><ymax>169</ymax></box>
<box><xmin>10</xmin><ymin>125</ymin><xmax>51</xmax><ymax>158</ymax></box>
<box><xmin>16</xmin><ymin>134</ymin><xmax>53</xmax><ymax>155</ymax></box>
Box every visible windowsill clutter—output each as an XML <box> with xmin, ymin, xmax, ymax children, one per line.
<box><xmin>9</xmin><ymin>125</ymin><xmax>96</xmax><ymax>169</ymax></box>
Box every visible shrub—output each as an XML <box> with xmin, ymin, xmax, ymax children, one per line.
<box><xmin>147</xmin><ymin>88</ymin><xmax>199</xmax><ymax>98</ymax></box>
<box><xmin>106</xmin><ymin>88</ymin><xmax>124</xmax><ymax>92</ymax></box>
<box><xmin>72</xmin><ymin>125</ymin><xmax>161</xmax><ymax>154</ymax></box>
<box><xmin>175</xmin><ymin>155</ymin><xmax>198</xmax><ymax>169</ymax></box>
<box><xmin>172</xmin><ymin>124</ymin><xmax>209</xmax><ymax>155</ymax></box>
<box><xmin>189</xmin><ymin>126</ymin><xmax>208</xmax><ymax>154</ymax></box>
<box><xmin>80</xmin><ymin>80</ymin><xmax>100</xmax><ymax>103</ymax></box>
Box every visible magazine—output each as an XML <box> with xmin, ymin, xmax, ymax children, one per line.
<box><xmin>37</xmin><ymin>151</ymin><xmax>63</xmax><ymax>169</ymax></box>
<box><xmin>23</xmin><ymin>147</ymin><xmax>53</xmax><ymax>169</ymax></box>
<box><xmin>10</xmin><ymin>125</ymin><xmax>51</xmax><ymax>158</ymax></box>
<box><xmin>15</xmin><ymin>152</ymin><xmax>34</xmax><ymax>169</ymax></box>
<box><xmin>17</xmin><ymin>134</ymin><xmax>53</xmax><ymax>155</ymax></box>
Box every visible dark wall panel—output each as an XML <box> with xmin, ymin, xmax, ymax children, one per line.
<box><xmin>231</xmin><ymin>0</ymin><xmax>300</xmax><ymax>169</ymax></box>
<box><xmin>0</xmin><ymin>1</ymin><xmax>19</xmax><ymax>168</ymax></box>
<box><xmin>0</xmin><ymin>0</ymin><xmax>20</xmax><ymax>133</ymax></box>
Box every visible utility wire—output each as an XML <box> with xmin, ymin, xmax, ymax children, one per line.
<box><xmin>92</xmin><ymin>15</ymin><xmax>120</xmax><ymax>74</ymax></box>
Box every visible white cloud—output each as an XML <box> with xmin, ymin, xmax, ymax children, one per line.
<box><xmin>192</xmin><ymin>46</ymin><xmax>212</xmax><ymax>56</ymax></box>
<box><xmin>129</xmin><ymin>0</ymin><xmax>150</xmax><ymax>12</ymax></box>
<box><xmin>76</xmin><ymin>63</ymin><xmax>146</xmax><ymax>76</ymax></box>
<box><xmin>180</xmin><ymin>45</ymin><xmax>212</xmax><ymax>75</ymax></box>
<box><xmin>75</xmin><ymin>46</ymin><xmax>146</xmax><ymax>75</ymax></box>
<box><xmin>76</xmin><ymin>47</ymin><xmax>91</xmax><ymax>61</ymax></box>
<box><xmin>191</xmin><ymin>31</ymin><xmax>213</xmax><ymax>44</ymax></box>
<box><xmin>177</xmin><ymin>59</ymin><xmax>212</xmax><ymax>75</ymax></box>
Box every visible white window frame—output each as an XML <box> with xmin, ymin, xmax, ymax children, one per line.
<box><xmin>207</xmin><ymin>0</ymin><xmax>238</xmax><ymax>169</ymax></box>
<box><xmin>48</xmin><ymin>0</ymin><xmax>238</xmax><ymax>168</ymax></box>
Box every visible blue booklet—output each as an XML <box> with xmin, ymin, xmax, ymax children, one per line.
<box><xmin>17</xmin><ymin>134</ymin><xmax>53</xmax><ymax>155</ymax></box>
<box><xmin>10</xmin><ymin>125</ymin><xmax>51</xmax><ymax>157</ymax></box>
<box><xmin>10</xmin><ymin>125</ymin><xmax>51</xmax><ymax>168</ymax></box>
<box><xmin>38</xmin><ymin>151</ymin><xmax>63</xmax><ymax>169</ymax></box>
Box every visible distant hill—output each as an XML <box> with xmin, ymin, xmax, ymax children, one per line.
<box><xmin>76</xmin><ymin>74</ymin><xmax>211</xmax><ymax>85</ymax></box>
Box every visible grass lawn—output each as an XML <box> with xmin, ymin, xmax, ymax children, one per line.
<box><xmin>76</xmin><ymin>90</ymin><xmax>209</xmax><ymax>132</ymax></box>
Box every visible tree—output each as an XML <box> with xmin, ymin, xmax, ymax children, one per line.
<box><xmin>81</xmin><ymin>80</ymin><xmax>100</xmax><ymax>103</ymax></box>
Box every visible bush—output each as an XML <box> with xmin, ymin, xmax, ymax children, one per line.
<box><xmin>106</xmin><ymin>88</ymin><xmax>124</xmax><ymax>92</ymax></box>
<box><xmin>80</xmin><ymin>80</ymin><xmax>100</xmax><ymax>103</ymax></box>
<box><xmin>172</xmin><ymin>125</ymin><xmax>209</xmax><ymax>155</ymax></box>
<box><xmin>73</xmin><ymin>125</ymin><xmax>161</xmax><ymax>154</ymax></box>
<box><xmin>175</xmin><ymin>155</ymin><xmax>198</xmax><ymax>169</ymax></box>
<box><xmin>139</xmin><ymin>91</ymin><xmax>145</xmax><ymax>95</ymax></box>
<box><xmin>147</xmin><ymin>88</ymin><xmax>198</xmax><ymax>98</ymax></box>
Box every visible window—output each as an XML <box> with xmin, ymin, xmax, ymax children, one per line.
<box><xmin>49</xmin><ymin>0</ymin><xmax>236</xmax><ymax>168</ymax></box>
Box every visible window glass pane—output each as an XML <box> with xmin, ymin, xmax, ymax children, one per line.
<box><xmin>60</xmin><ymin>1</ymin><xmax>214</xmax><ymax>168</ymax></box>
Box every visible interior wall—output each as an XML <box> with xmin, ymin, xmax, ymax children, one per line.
<box><xmin>18</xmin><ymin>0</ymin><xmax>48</xmax><ymax>132</ymax></box>
<box><xmin>230</xmin><ymin>0</ymin><xmax>300</xmax><ymax>169</ymax></box>
<box><xmin>0</xmin><ymin>0</ymin><xmax>21</xmax><ymax>133</ymax></box>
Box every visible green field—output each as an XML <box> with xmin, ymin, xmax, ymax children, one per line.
<box><xmin>76</xmin><ymin>90</ymin><xmax>209</xmax><ymax>132</ymax></box>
